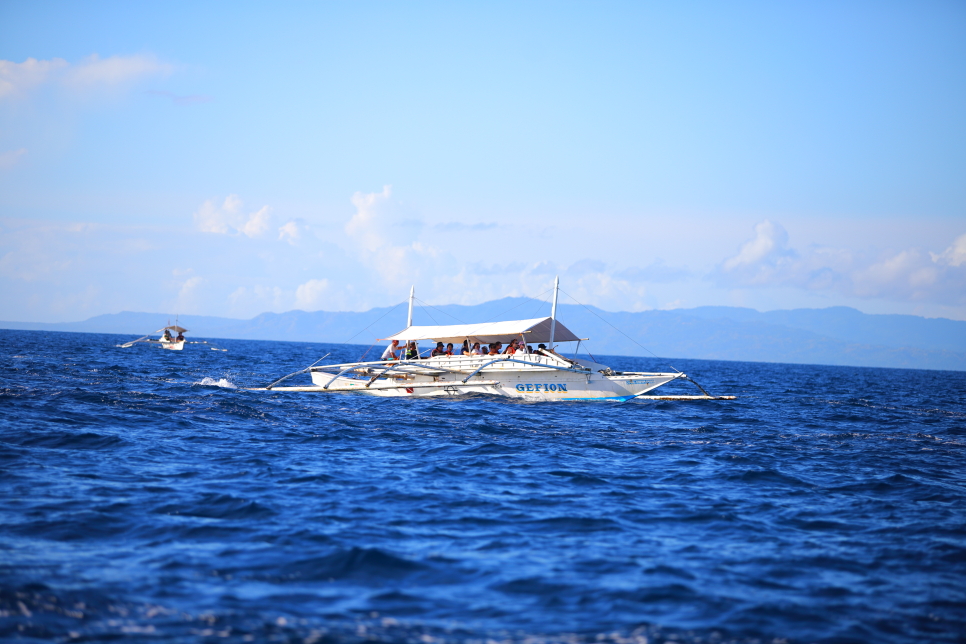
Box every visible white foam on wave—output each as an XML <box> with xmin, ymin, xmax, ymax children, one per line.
<box><xmin>196</xmin><ymin>377</ymin><xmax>237</xmax><ymax>389</ymax></box>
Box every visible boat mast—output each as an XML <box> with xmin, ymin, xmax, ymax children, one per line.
<box><xmin>407</xmin><ymin>285</ymin><xmax>415</xmax><ymax>328</ymax></box>
<box><xmin>549</xmin><ymin>276</ymin><xmax>559</xmax><ymax>348</ymax></box>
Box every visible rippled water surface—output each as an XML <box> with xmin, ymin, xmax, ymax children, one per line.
<box><xmin>2</xmin><ymin>330</ymin><xmax>964</xmax><ymax>643</ymax></box>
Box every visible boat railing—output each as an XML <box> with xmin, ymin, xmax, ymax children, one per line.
<box><xmin>306</xmin><ymin>352</ymin><xmax>586</xmax><ymax>387</ymax></box>
<box><xmin>459</xmin><ymin>356</ymin><xmax>588</xmax><ymax>383</ymax></box>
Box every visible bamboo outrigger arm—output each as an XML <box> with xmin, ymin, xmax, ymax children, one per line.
<box><xmin>322</xmin><ymin>364</ymin><xmax>368</xmax><ymax>389</ymax></box>
<box><xmin>618</xmin><ymin>373</ymin><xmax>733</xmax><ymax>403</ymax></box>
<box><xmin>265</xmin><ymin>353</ymin><xmax>330</xmax><ymax>390</ymax></box>
<box><xmin>364</xmin><ymin>361</ymin><xmax>418</xmax><ymax>387</ymax></box>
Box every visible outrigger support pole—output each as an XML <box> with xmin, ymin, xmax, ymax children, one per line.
<box><xmin>549</xmin><ymin>275</ymin><xmax>559</xmax><ymax>349</ymax></box>
<box><xmin>684</xmin><ymin>375</ymin><xmax>713</xmax><ymax>397</ymax></box>
<box><xmin>617</xmin><ymin>373</ymin><xmax>724</xmax><ymax>404</ymax></box>
<box><xmin>461</xmin><ymin>357</ymin><xmax>513</xmax><ymax>383</ymax></box>
<box><xmin>365</xmin><ymin>362</ymin><xmax>414</xmax><ymax>387</ymax></box>
<box><xmin>265</xmin><ymin>353</ymin><xmax>330</xmax><ymax>390</ymax></box>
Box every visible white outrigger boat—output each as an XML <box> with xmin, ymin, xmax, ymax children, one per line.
<box><xmin>258</xmin><ymin>279</ymin><xmax>733</xmax><ymax>402</ymax></box>
<box><xmin>120</xmin><ymin>324</ymin><xmax>226</xmax><ymax>352</ymax></box>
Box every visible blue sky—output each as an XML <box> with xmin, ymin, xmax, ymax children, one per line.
<box><xmin>1</xmin><ymin>1</ymin><xmax>964</xmax><ymax>322</ymax></box>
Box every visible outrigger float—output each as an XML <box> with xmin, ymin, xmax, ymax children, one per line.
<box><xmin>255</xmin><ymin>279</ymin><xmax>733</xmax><ymax>403</ymax></box>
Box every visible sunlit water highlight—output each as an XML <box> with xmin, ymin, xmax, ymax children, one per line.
<box><xmin>1</xmin><ymin>330</ymin><xmax>964</xmax><ymax>643</ymax></box>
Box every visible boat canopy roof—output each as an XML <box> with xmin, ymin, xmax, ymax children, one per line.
<box><xmin>164</xmin><ymin>325</ymin><xmax>188</xmax><ymax>333</ymax></box>
<box><xmin>380</xmin><ymin>317</ymin><xmax>583</xmax><ymax>344</ymax></box>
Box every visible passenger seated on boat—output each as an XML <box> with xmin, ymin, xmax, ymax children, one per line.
<box><xmin>162</xmin><ymin>329</ymin><xmax>173</xmax><ymax>342</ymax></box>
<box><xmin>445</xmin><ymin>343</ymin><xmax>454</xmax><ymax>356</ymax></box>
<box><xmin>431</xmin><ymin>342</ymin><xmax>446</xmax><ymax>357</ymax></box>
<box><xmin>461</xmin><ymin>340</ymin><xmax>470</xmax><ymax>355</ymax></box>
<box><xmin>487</xmin><ymin>343</ymin><xmax>498</xmax><ymax>355</ymax></box>
<box><xmin>503</xmin><ymin>339</ymin><xmax>518</xmax><ymax>354</ymax></box>
<box><xmin>176</xmin><ymin>332</ymin><xmax>185</xmax><ymax>342</ymax></box>
<box><xmin>469</xmin><ymin>342</ymin><xmax>482</xmax><ymax>355</ymax></box>
<box><xmin>381</xmin><ymin>339</ymin><xmax>400</xmax><ymax>361</ymax></box>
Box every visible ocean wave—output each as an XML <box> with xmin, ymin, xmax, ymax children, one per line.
<box><xmin>13</xmin><ymin>430</ymin><xmax>126</xmax><ymax>450</ymax></box>
<box><xmin>153</xmin><ymin>493</ymin><xmax>277</xmax><ymax>521</ymax></box>
<box><xmin>196</xmin><ymin>376</ymin><xmax>237</xmax><ymax>388</ymax></box>
<box><xmin>0</xmin><ymin>582</ymin><xmax>796</xmax><ymax>644</ymax></box>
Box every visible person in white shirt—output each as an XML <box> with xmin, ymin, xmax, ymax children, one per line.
<box><xmin>381</xmin><ymin>340</ymin><xmax>400</xmax><ymax>361</ymax></box>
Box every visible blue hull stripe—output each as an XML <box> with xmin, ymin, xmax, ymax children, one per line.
<box><xmin>559</xmin><ymin>395</ymin><xmax>633</xmax><ymax>402</ymax></box>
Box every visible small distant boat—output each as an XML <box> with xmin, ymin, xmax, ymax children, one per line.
<box><xmin>120</xmin><ymin>324</ymin><xmax>226</xmax><ymax>352</ymax></box>
<box><xmin>258</xmin><ymin>278</ymin><xmax>733</xmax><ymax>402</ymax></box>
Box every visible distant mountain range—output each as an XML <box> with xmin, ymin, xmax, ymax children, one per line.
<box><xmin>3</xmin><ymin>299</ymin><xmax>965</xmax><ymax>371</ymax></box>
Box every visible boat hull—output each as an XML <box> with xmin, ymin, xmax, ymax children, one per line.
<box><xmin>308</xmin><ymin>359</ymin><xmax>683</xmax><ymax>401</ymax></box>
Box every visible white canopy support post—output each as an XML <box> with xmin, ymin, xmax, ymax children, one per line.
<box><xmin>407</xmin><ymin>285</ymin><xmax>415</xmax><ymax>328</ymax></box>
<box><xmin>549</xmin><ymin>275</ymin><xmax>559</xmax><ymax>348</ymax></box>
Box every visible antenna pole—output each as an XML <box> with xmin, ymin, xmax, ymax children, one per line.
<box><xmin>407</xmin><ymin>285</ymin><xmax>415</xmax><ymax>328</ymax></box>
<box><xmin>549</xmin><ymin>276</ymin><xmax>559</xmax><ymax>347</ymax></box>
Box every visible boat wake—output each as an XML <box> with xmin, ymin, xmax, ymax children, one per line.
<box><xmin>196</xmin><ymin>377</ymin><xmax>237</xmax><ymax>389</ymax></box>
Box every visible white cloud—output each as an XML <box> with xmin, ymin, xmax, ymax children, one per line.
<box><xmin>239</xmin><ymin>206</ymin><xmax>272</xmax><ymax>238</ymax></box>
<box><xmin>174</xmin><ymin>276</ymin><xmax>205</xmax><ymax>313</ymax></box>
<box><xmin>717</xmin><ymin>221</ymin><xmax>966</xmax><ymax>305</ymax></box>
<box><xmin>278</xmin><ymin>219</ymin><xmax>307</xmax><ymax>245</ymax></box>
<box><xmin>223</xmin><ymin>194</ymin><xmax>242</xmax><ymax>214</ymax></box>
<box><xmin>722</xmin><ymin>220</ymin><xmax>792</xmax><ymax>271</ymax></box>
<box><xmin>339</xmin><ymin>186</ymin><xmax>687</xmax><ymax>311</ymax></box>
<box><xmin>0</xmin><ymin>148</ymin><xmax>27</xmax><ymax>170</ymax></box>
<box><xmin>715</xmin><ymin>220</ymin><xmax>818</xmax><ymax>289</ymax></box>
<box><xmin>851</xmin><ymin>249</ymin><xmax>940</xmax><ymax>299</ymax></box>
<box><xmin>65</xmin><ymin>54</ymin><xmax>172</xmax><ymax>91</ymax></box>
<box><xmin>194</xmin><ymin>197</ymin><xmax>232</xmax><ymax>234</ymax></box>
<box><xmin>0</xmin><ymin>54</ymin><xmax>171</xmax><ymax>101</ymax></box>
<box><xmin>343</xmin><ymin>185</ymin><xmax>435</xmax><ymax>289</ymax></box>
<box><xmin>932</xmin><ymin>233</ymin><xmax>966</xmax><ymax>268</ymax></box>
<box><xmin>4</xmin><ymin>207</ymin><xmax>965</xmax><ymax>325</ymax></box>
<box><xmin>194</xmin><ymin>195</ymin><xmax>273</xmax><ymax>238</ymax></box>
<box><xmin>228</xmin><ymin>285</ymin><xmax>287</xmax><ymax>316</ymax></box>
<box><xmin>0</xmin><ymin>57</ymin><xmax>68</xmax><ymax>99</ymax></box>
<box><xmin>345</xmin><ymin>185</ymin><xmax>397</xmax><ymax>252</ymax></box>
<box><xmin>179</xmin><ymin>276</ymin><xmax>203</xmax><ymax>298</ymax></box>
<box><xmin>294</xmin><ymin>278</ymin><xmax>330</xmax><ymax>310</ymax></box>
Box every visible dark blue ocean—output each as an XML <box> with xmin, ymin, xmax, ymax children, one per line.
<box><xmin>2</xmin><ymin>329</ymin><xmax>964</xmax><ymax>644</ymax></box>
